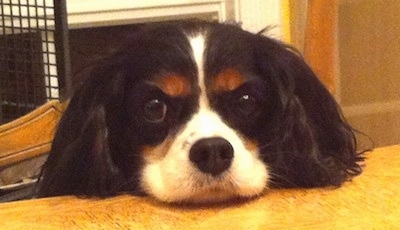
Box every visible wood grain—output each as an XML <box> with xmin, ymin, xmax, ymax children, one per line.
<box><xmin>1</xmin><ymin>145</ymin><xmax>399</xmax><ymax>229</ymax></box>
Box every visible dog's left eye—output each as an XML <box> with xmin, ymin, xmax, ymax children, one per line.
<box><xmin>142</xmin><ymin>99</ymin><xmax>167</xmax><ymax>123</ymax></box>
<box><xmin>235</xmin><ymin>94</ymin><xmax>258</xmax><ymax>117</ymax></box>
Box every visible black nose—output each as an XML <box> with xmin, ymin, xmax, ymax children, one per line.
<box><xmin>189</xmin><ymin>137</ymin><xmax>234</xmax><ymax>176</ymax></box>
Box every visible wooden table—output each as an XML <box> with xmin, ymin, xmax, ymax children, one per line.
<box><xmin>1</xmin><ymin>145</ymin><xmax>399</xmax><ymax>229</ymax></box>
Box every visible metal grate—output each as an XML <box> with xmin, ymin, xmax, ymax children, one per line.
<box><xmin>0</xmin><ymin>0</ymin><xmax>70</xmax><ymax>124</ymax></box>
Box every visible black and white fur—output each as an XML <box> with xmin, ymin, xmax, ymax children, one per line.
<box><xmin>37</xmin><ymin>20</ymin><xmax>363</xmax><ymax>203</ymax></box>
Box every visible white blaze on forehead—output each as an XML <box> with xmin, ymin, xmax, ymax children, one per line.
<box><xmin>188</xmin><ymin>34</ymin><xmax>209</xmax><ymax>109</ymax></box>
<box><xmin>188</xmin><ymin>34</ymin><xmax>205</xmax><ymax>73</ymax></box>
<box><xmin>187</xmin><ymin>33</ymin><xmax>222</xmax><ymax>139</ymax></box>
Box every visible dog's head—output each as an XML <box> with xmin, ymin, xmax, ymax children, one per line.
<box><xmin>38</xmin><ymin>21</ymin><xmax>363</xmax><ymax>203</ymax></box>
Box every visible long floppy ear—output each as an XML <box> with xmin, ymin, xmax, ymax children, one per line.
<box><xmin>254</xmin><ymin>36</ymin><xmax>364</xmax><ymax>188</ymax></box>
<box><xmin>37</xmin><ymin>62</ymin><xmax>128</xmax><ymax>198</ymax></box>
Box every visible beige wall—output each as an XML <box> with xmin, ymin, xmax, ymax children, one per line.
<box><xmin>338</xmin><ymin>0</ymin><xmax>400</xmax><ymax>147</ymax></box>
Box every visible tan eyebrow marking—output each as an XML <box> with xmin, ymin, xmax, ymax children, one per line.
<box><xmin>153</xmin><ymin>74</ymin><xmax>191</xmax><ymax>97</ymax></box>
<box><xmin>212</xmin><ymin>68</ymin><xmax>246</xmax><ymax>92</ymax></box>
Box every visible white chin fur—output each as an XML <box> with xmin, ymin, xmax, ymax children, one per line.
<box><xmin>141</xmin><ymin>159</ymin><xmax>269</xmax><ymax>203</ymax></box>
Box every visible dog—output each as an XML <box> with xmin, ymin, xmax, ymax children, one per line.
<box><xmin>37</xmin><ymin>20</ymin><xmax>364</xmax><ymax>203</ymax></box>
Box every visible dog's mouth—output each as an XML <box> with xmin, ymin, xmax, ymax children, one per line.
<box><xmin>182</xmin><ymin>189</ymin><xmax>236</xmax><ymax>203</ymax></box>
<box><xmin>178</xmin><ymin>180</ymin><xmax>239</xmax><ymax>203</ymax></box>
<box><xmin>171</xmin><ymin>171</ymin><xmax>259</xmax><ymax>203</ymax></box>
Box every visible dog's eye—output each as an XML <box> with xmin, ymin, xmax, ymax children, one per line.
<box><xmin>142</xmin><ymin>99</ymin><xmax>167</xmax><ymax>123</ymax></box>
<box><xmin>235</xmin><ymin>94</ymin><xmax>258</xmax><ymax>117</ymax></box>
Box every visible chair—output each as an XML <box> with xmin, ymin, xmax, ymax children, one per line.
<box><xmin>0</xmin><ymin>100</ymin><xmax>66</xmax><ymax>201</ymax></box>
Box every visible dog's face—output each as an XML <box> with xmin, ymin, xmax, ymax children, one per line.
<box><xmin>38</xmin><ymin>21</ymin><xmax>363</xmax><ymax>203</ymax></box>
<box><xmin>131</xmin><ymin>30</ymin><xmax>271</xmax><ymax>203</ymax></box>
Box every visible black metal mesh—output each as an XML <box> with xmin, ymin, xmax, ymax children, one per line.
<box><xmin>0</xmin><ymin>0</ymin><xmax>69</xmax><ymax>124</ymax></box>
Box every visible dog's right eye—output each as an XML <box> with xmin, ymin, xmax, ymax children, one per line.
<box><xmin>235</xmin><ymin>94</ymin><xmax>258</xmax><ymax>118</ymax></box>
<box><xmin>142</xmin><ymin>99</ymin><xmax>167</xmax><ymax>123</ymax></box>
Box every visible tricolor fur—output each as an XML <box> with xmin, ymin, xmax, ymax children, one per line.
<box><xmin>37</xmin><ymin>21</ymin><xmax>364</xmax><ymax>203</ymax></box>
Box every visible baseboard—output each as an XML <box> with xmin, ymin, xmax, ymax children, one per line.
<box><xmin>343</xmin><ymin>100</ymin><xmax>400</xmax><ymax>117</ymax></box>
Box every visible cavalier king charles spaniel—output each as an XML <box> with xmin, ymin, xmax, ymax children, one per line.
<box><xmin>37</xmin><ymin>20</ymin><xmax>364</xmax><ymax>203</ymax></box>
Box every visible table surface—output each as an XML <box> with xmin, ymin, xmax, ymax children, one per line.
<box><xmin>1</xmin><ymin>145</ymin><xmax>399</xmax><ymax>229</ymax></box>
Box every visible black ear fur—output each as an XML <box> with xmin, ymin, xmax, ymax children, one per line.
<box><xmin>37</xmin><ymin>62</ymin><xmax>129</xmax><ymax>198</ymax></box>
<box><xmin>254</xmin><ymin>36</ymin><xmax>364</xmax><ymax>188</ymax></box>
